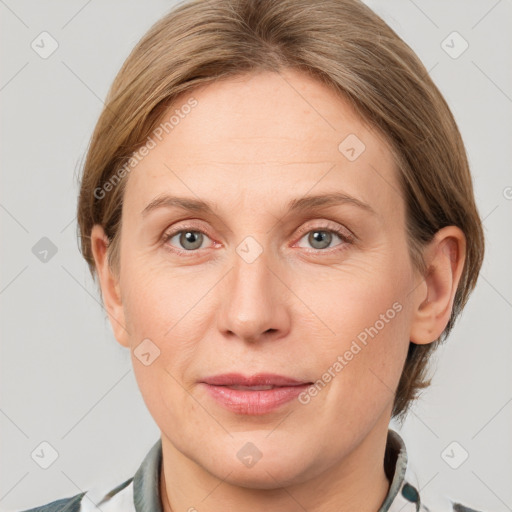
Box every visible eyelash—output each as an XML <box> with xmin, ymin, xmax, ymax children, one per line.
<box><xmin>161</xmin><ymin>222</ymin><xmax>354</xmax><ymax>256</ymax></box>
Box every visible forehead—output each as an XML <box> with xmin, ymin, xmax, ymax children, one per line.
<box><xmin>123</xmin><ymin>69</ymin><xmax>402</xmax><ymax>221</ymax></box>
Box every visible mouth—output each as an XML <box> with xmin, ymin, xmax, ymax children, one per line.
<box><xmin>223</xmin><ymin>385</ymin><xmax>281</xmax><ymax>391</ymax></box>
<box><xmin>199</xmin><ymin>373</ymin><xmax>313</xmax><ymax>415</ymax></box>
<box><xmin>201</xmin><ymin>372</ymin><xmax>310</xmax><ymax>387</ymax></box>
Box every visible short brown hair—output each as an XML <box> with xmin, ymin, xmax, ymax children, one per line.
<box><xmin>77</xmin><ymin>0</ymin><xmax>485</xmax><ymax>421</ymax></box>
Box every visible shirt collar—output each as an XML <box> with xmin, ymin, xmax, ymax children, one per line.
<box><xmin>379</xmin><ymin>429</ymin><xmax>421</xmax><ymax>512</ymax></box>
<box><xmin>132</xmin><ymin>428</ymin><xmax>420</xmax><ymax>512</ymax></box>
<box><xmin>132</xmin><ymin>437</ymin><xmax>164</xmax><ymax>512</ymax></box>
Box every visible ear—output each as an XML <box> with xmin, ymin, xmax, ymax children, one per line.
<box><xmin>90</xmin><ymin>224</ymin><xmax>130</xmax><ymax>348</ymax></box>
<box><xmin>409</xmin><ymin>226</ymin><xmax>466</xmax><ymax>345</ymax></box>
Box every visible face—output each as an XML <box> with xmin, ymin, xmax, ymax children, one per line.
<box><xmin>100</xmin><ymin>69</ymin><xmax>423</xmax><ymax>487</ymax></box>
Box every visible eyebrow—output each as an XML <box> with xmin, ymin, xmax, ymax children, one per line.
<box><xmin>141</xmin><ymin>192</ymin><xmax>377</xmax><ymax>217</ymax></box>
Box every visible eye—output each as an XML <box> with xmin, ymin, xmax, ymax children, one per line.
<box><xmin>162</xmin><ymin>227</ymin><xmax>213</xmax><ymax>253</ymax></box>
<box><xmin>295</xmin><ymin>226</ymin><xmax>353</xmax><ymax>251</ymax></box>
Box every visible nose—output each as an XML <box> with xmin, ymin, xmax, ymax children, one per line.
<box><xmin>216</xmin><ymin>245</ymin><xmax>291</xmax><ymax>344</ymax></box>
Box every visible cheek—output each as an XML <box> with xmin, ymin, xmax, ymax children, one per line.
<box><xmin>119</xmin><ymin>260</ymin><xmax>215</xmax><ymax>392</ymax></box>
<box><xmin>123</xmin><ymin>274</ymin><xmax>200</xmax><ymax>434</ymax></box>
<box><xmin>120</xmin><ymin>252</ymin><xmax>201</xmax><ymax>337</ymax></box>
<box><xmin>293</xmin><ymin>250</ymin><xmax>411</xmax><ymax>343</ymax></box>
<box><xmin>294</xmin><ymin>253</ymin><xmax>412</xmax><ymax>410</ymax></box>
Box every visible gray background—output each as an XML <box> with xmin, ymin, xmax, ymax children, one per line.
<box><xmin>1</xmin><ymin>1</ymin><xmax>511</xmax><ymax>510</ymax></box>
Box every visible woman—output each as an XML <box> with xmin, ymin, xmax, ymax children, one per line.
<box><xmin>22</xmin><ymin>0</ymin><xmax>485</xmax><ymax>510</ymax></box>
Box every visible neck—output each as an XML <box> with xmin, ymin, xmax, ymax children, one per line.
<box><xmin>159</xmin><ymin>421</ymin><xmax>392</xmax><ymax>512</ymax></box>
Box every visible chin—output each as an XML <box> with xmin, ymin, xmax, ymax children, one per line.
<box><xmin>222</xmin><ymin>465</ymin><xmax>304</xmax><ymax>490</ymax></box>
<box><xmin>202</xmin><ymin>445</ymin><xmax>315</xmax><ymax>489</ymax></box>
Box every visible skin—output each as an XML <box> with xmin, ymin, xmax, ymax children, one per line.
<box><xmin>91</xmin><ymin>69</ymin><xmax>466</xmax><ymax>512</ymax></box>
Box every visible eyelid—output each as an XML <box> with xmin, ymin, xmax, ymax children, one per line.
<box><xmin>161</xmin><ymin>221</ymin><xmax>216</xmax><ymax>251</ymax></box>
<box><xmin>162</xmin><ymin>220</ymin><xmax>213</xmax><ymax>239</ymax></box>
<box><xmin>293</xmin><ymin>220</ymin><xmax>355</xmax><ymax>243</ymax></box>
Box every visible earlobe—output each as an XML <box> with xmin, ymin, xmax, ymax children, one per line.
<box><xmin>409</xmin><ymin>226</ymin><xmax>466</xmax><ymax>345</ymax></box>
<box><xmin>90</xmin><ymin>224</ymin><xmax>130</xmax><ymax>348</ymax></box>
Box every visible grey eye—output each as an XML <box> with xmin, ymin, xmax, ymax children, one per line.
<box><xmin>307</xmin><ymin>230</ymin><xmax>334</xmax><ymax>249</ymax></box>
<box><xmin>173</xmin><ymin>230</ymin><xmax>206</xmax><ymax>250</ymax></box>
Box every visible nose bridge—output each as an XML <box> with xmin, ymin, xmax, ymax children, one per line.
<box><xmin>217</xmin><ymin>237</ymin><xmax>288</xmax><ymax>341</ymax></box>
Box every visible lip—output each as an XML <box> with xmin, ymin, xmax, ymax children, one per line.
<box><xmin>201</xmin><ymin>372</ymin><xmax>308</xmax><ymax>387</ymax></box>
<box><xmin>199</xmin><ymin>373</ymin><xmax>312</xmax><ymax>415</ymax></box>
